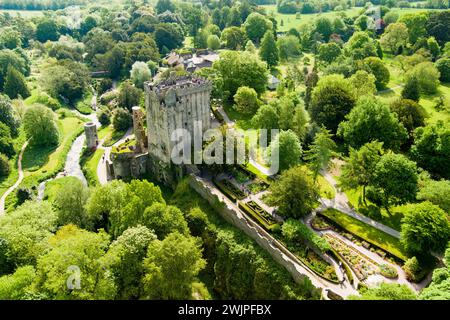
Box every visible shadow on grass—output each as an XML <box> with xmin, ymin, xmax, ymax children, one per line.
<box><xmin>21</xmin><ymin>143</ymin><xmax>57</xmax><ymax>172</ymax></box>
<box><xmin>223</xmin><ymin>103</ymin><xmax>253</xmax><ymax>130</ymax></box>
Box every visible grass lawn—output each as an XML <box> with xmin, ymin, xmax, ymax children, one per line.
<box><xmin>262</xmin><ymin>5</ymin><xmax>362</xmax><ymax>32</ymax></box>
<box><xmin>317</xmin><ymin>174</ymin><xmax>335</xmax><ymax>199</ymax></box>
<box><xmin>320</xmin><ymin>208</ymin><xmax>407</xmax><ymax>261</ymax></box>
<box><xmin>0</xmin><ymin>9</ymin><xmax>45</xmax><ymax>17</ymax></box>
<box><xmin>43</xmin><ymin>176</ymin><xmax>80</xmax><ymax>202</ymax></box>
<box><xmin>20</xmin><ymin>116</ymin><xmax>84</xmax><ymax>189</ymax></box>
<box><xmin>81</xmin><ymin>148</ymin><xmax>104</xmax><ymax>186</ymax></box>
<box><xmin>75</xmin><ymin>92</ymin><xmax>93</xmax><ymax>115</ymax></box>
<box><xmin>378</xmin><ymin>55</ymin><xmax>450</xmax><ymax>126</ymax></box>
<box><xmin>103</xmin><ymin>128</ymin><xmax>126</xmax><ymax>147</ymax></box>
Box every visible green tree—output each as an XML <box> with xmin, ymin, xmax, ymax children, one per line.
<box><xmin>389</xmin><ymin>99</ymin><xmax>426</xmax><ymax>137</ymax></box>
<box><xmin>102</xmin><ymin>225</ymin><xmax>156</xmax><ymax>299</ymax></box>
<box><xmin>213</xmin><ymin>50</ymin><xmax>268</xmax><ymax>96</ymax></box>
<box><xmin>54</xmin><ymin>179</ymin><xmax>90</xmax><ymax>230</ymax></box>
<box><xmin>345</xmin><ymin>31</ymin><xmax>378</xmax><ymax>60</ymax></box>
<box><xmin>3</xmin><ymin>65</ymin><xmax>29</xmax><ymax>99</ymax></box>
<box><xmin>243</xmin><ymin>12</ymin><xmax>272</xmax><ymax>43</ymax></box>
<box><xmin>419</xmin><ymin>247</ymin><xmax>450</xmax><ymax>300</ymax></box>
<box><xmin>417</xmin><ymin>179</ymin><xmax>450</xmax><ymax>213</ymax></box>
<box><xmin>36</xmin><ymin>19</ymin><xmax>59</xmax><ymax>42</ymax></box>
<box><xmin>408</xmin><ymin>61</ymin><xmax>441</xmax><ymax>94</ymax></box>
<box><xmin>0</xmin><ymin>153</ymin><xmax>10</xmax><ymax>178</ymax></box>
<box><xmin>0</xmin><ymin>265</ymin><xmax>36</xmax><ymax>300</ymax></box>
<box><xmin>86</xmin><ymin>180</ymin><xmax>165</xmax><ymax>238</ymax></box>
<box><xmin>266</xmin><ymin>165</ymin><xmax>318</xmax><ymax>218</ymax></box>
<box><xmin>411</xmin><ymin>122</ymin><xmax>450</xmax><ymax>179</ymax></box>
<box><xmin>309</xmin><ymin>74</ymin><xmax>356</xmax><ymax>133</ymax></box>
<box><xmin>220</xmin><ymin>26</ymin><xmax>247</xmax><ymax>50</ymax></box>
<box><xmin>305</xmin><ymin>126</ymin><xmax>336</xmax><ymax>181</ymax></box>
<box><xmin>142</xmin><ymin>232</ymin><xmax>206</xmax><ymax>299</ymax></box>
<box><xmin>142</xmin><ymin>203</ymin><xmax>189</xmax><ymax>240</ymax></box>
<box><xmin>399</xmin><ymin>13</ymin><xmax>427</xmax><ymax>44</ymax></box>
<box><xmin>363</xmin><ymin>57</ymin><xmax>390</xmax><ymax>90</ymax></box>
<box><xmin>0</xmin><ymin>94</ymin><xmax>19</xmax><ymax>137</ymax></box>
<box><xmin>130</xmin><ymin>62</ymin><xmax>151</xmax><ymax>89</ymax></box>
<box><xmin>401</xmin><ymin>202</ymin><xmax>450</xmax><ymax>255</ymax></box>
<box><xmin>436</xmin><ymin>57</ymin><xmax>450</xmax><ymax>82</ymax></box>
<box><xmin>315</xmin><ymin>17</ymin><xmax>334</xmax><ymax>42</ymax></box>
<box><xmin>156</xmin><ymin>0</ymin><xmax>176</xmax><ymax>14</ymax></box>
<box><xmin>277</xmin><ymin>35</ymin><xmax>301</xmax><ymax>61</ymax></box>
<box><xmin>401</xmin><ymin>76</ymin><xmax>420</xmax><ymax>101</ymax></box>
<box><xmin>259</xmin><ymin>30</ymin><xmax>279</xmax><ymax>67</ymax></box>
<box><xmin>233</xmin><ymin>86</ymin><xmax>259</xmax><ymax>115</ymax></box>
<box><xmin>154</xmin><ymin>23</ymin><xmax>184</xmax><ymax>52</ymax></box>
<box><xmin>0</xmin><ymin>201</ymin><xmax>57</xmax><ymax>267</ymax></box>
<box><xmin>338</xmin><ymin>96</ymin><xmax>407</xmax><ymax>151</ymax></box>
<box><xmin>23</xmin><ymin>104</ymin><xmax>59</xmax><ymax>147</ymax></box>
<box><xmin>0</xmin><ymin>27</ymin><xmax>22</xmax><ymax>49</ymax></box>
<box><xmin>380</xmin><ymin>22</ymin><xmax>409</xmax><ymax>54</ymax></box>
<box><xmin>118</xmin><ymin>81</ymin><xmax>143</xmax><ymax>111</ymax></box>
<box><xmin>340</xmin><ymin>141</ymin><xmax>384</xmax><ymax>204</ymax></box>
<box><xmin>0</xmin><ymin>122</ymin><xmax>15</xmax><ymax>157</ymax></box>
<box><xmin>112</xmin><ymin>108</ymin><xmax>132</xmax><ymax>132</ymax></box>
<box><xmin>206</xmin><ymin>34</ymin><xmax>220</xmax><ymax>50</ymax></box>
<box><xmin>372</xmin><ymin>152</ymin><xmax>418</xmax><ymax>209</ymax></box>
<box><xmin>33</xmin><ymin>225</ymin><xmax>116</xmax><ymax>300</ymax></box>
<box><xmin>349</xmin><ymin>283</ymin><xmax>417</xmax><ymax>300</ymax></box>
<box><xmin>317</xmin><ymin>42</ymin><xmax>341</xmax><ymax>63</ymax></box>
<box><xmin>266</xmin><ymin>130</ymin><xmax>302</xmax><ymax>171</ymax></box>
<box><xmin>251</xmin><ymin>104</ymin><xmax>279</xmax><ymax>130</ymax></box>
<box><xmin>427</xmin><ymin>37</ymin><xmax>440</xmax><ymax>60</ymax></box>
<box><xmin>349</xmin><ymin>70</ymin><xmax>377</xmax><ymax>97</ymax></box>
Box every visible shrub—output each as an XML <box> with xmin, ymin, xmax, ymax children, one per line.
<box><xmin>379</xmin><ymin>264</ymin><xmax>398</xmax><ymax>279</ymax></box>
<box><xmin>97</xmin><ymin>109</ymin><xmax>110</xmax><ymax>126</ymax></box>
<box><xmin>0</xmin><ymin>153</ymin><xmax>10</xmax><ymax>177</ymax></box>
<box><xmin>112</xmin><ymin>108</ymin><xmax>132</xmax><ymax>131</ymax></box>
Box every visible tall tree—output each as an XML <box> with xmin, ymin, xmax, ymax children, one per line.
<box><xmin>259</xmin><ymin>30</ymin><xmax>278</xmax><ymax>67</ymax></box>
<box><xmin>266</xmin><ymin>165</ymin><xmax>318</xmax><ymax>218</ymax></box>
<box><xmin>3</xmin><ymin>65</ymin><xmax>30</xmax><ymax>99</ymax></box>
<box><xmin>305</xmin><ymin>126</ymin><xmax>336</xmax><ymax>181</ymax></box>
<box><xmin>23</xmin><ymin>105</ymin><xmax>59</xmax><ymax>147</ymax></box>
<box><xmin>340</xmin><ymin>141</ymin><xmax>384</xmax><ymax>204</ymax></box>
<box><xmin>142</xmin><ymin>232</ymin><xmax>206</xmax><ymax>299</ymax></box>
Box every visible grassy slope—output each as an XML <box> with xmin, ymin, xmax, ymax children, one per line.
<box><xmin>43</xmin><ymin>176</ymin><xmax>80</xmax><ymax>202</ymax></box>
<box><xmin>81</xmin><ymin>148</ymin><xmax>105</xmax><ymax>186</ymax></box>
<box><xmin>321</xmin><ymin>208</ymin><xmax>407</xmax><ymax>261</ymax></box>
<box><xmin>4</xmin><ymin>115</ymin><xmax>84</xmax><ymax>210</ymax></box>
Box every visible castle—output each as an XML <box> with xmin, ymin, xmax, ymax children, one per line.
<box><xmin>108</xmin><ymin>75</ymin><xmax>213</xmax><ymax>186</ymax></box>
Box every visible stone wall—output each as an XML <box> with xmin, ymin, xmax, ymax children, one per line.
<box><xmin>189</xmin><ymin>174</ymin><xmax>328</xmax><ymax>292</ymax></box>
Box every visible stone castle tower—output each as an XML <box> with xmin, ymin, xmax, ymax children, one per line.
<box><xmin>145</xmin><ymin>75</ymin><xmax>212</xmax><ymax>183</ymax></box>
<box><xmin>84</xmin><ymin>122</ymin><xmax>98</xmax><ymax>150</ymax></box>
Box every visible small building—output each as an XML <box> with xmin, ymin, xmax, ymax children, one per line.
<box><xmin>164</xmin><ymin>50</ymin><xmax>220</xmax><ymax>73</ymax></box>
<box><xmin>267</xmin><ymin>75</ymin><xmax>280</xmax><ymax>90</ymax></box>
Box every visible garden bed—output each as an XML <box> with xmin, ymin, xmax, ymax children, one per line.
<box><xmin>214</xmin><ymin>179</ymin><xmax>247</xmax><ymax>201</ymax></box>
<box><xmin>239</xmin><ymin>200</ymin><xmax>278</xmax><ymax>231</ymax></box>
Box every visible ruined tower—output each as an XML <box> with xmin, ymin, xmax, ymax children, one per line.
<box><xmin>84</xmin><ymin>122</ymin><xmax>98</xmax><ymax>150</ymax></box>
<box><xmin>132</xmin><ymin>106</ymin><xmax>147</xmax><ymax>154</ymax></box>
<box><xmin>145</xmin><ymin>75</ymin><xmax>212</xmax><ymax>183</ymax></box>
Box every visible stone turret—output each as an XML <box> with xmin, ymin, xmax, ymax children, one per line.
<box><xmin>84</xmin><ymin>122</ymin><xmax>98</xmax><ymax>150</ymax></box>
<box><xmin>132</xmin><ymin>106</ymin><xmax>147</xmax><ymax>154</ymax></box>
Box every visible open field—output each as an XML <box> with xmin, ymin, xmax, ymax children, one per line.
<box><xmin>262</xmin><ymin>5</ymin><xmax>446</xmax><ymax>32</ymax></box>
<box><xmin>0</xmin><ymin>9</ymin><xmax>46</xmax><ymax>17</ymax></box>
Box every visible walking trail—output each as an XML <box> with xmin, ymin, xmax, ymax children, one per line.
<box><xmin>0</xmin><ymin>141</ymin><xmax>29</xmax><ymax>215</ymax></box>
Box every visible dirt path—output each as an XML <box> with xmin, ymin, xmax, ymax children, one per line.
<box><xmin>0</xmin><ymin>141</ymin><xmax>29</xmax><ymax>215</ymax></box>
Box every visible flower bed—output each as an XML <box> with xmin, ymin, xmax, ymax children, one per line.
<box><xmin>379</xmin><ymin>264</ymin><xmax>398</xmax><ymax>279</ymax></box>
<box><xmin>284</xmin><ymin>241</ymin><xmax>339</xmax><ymax>284</ymax></box>
<box><xmin>311</xmin><ymin>215</ymin><xmax>332</xmax><ymax>231</ymax></box>
<box><xmin>247</xmin><ymin>179</ymin><xmax>269</xmax><ymax>194</ymax></box>
<box><xmin>239</xmin><ymin>200</ymin><xmax>278</xmax><ymax>231</ymax></box>
<box><xmin>214</xmin><ymin>179</ymin><xmax>246</xmax><ymax>201</ymax></box>
<box><xmin>325</xmin><ymin>234</ymin><xmax>379</xmax><ymax>281</ymax></box>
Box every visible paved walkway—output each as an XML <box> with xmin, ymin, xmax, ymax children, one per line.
<box><xmin>0</xmin><ymin>141</ymin><xmax>29</xmax><ymax>215</ymax></box>
<box><xmin>197</xmin><ymin>174</ymin><xmax>359</xmax><ymax>298</ymax></box>
<box><xmin>319</xmin><ymin>170</ymin><xmax>400</xmax><ymax>238</ymax></box>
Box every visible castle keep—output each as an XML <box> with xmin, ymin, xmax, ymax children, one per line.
<box><xmin>109</xmin><ymin>75</ymin><xmax>212</xmax><ymax>185</ymax></box>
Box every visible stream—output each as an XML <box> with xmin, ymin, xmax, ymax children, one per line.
<box><xmin>37</xmin><ymin>96</ymin><xmax>100</xmax><ymax>200</ymax></box>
